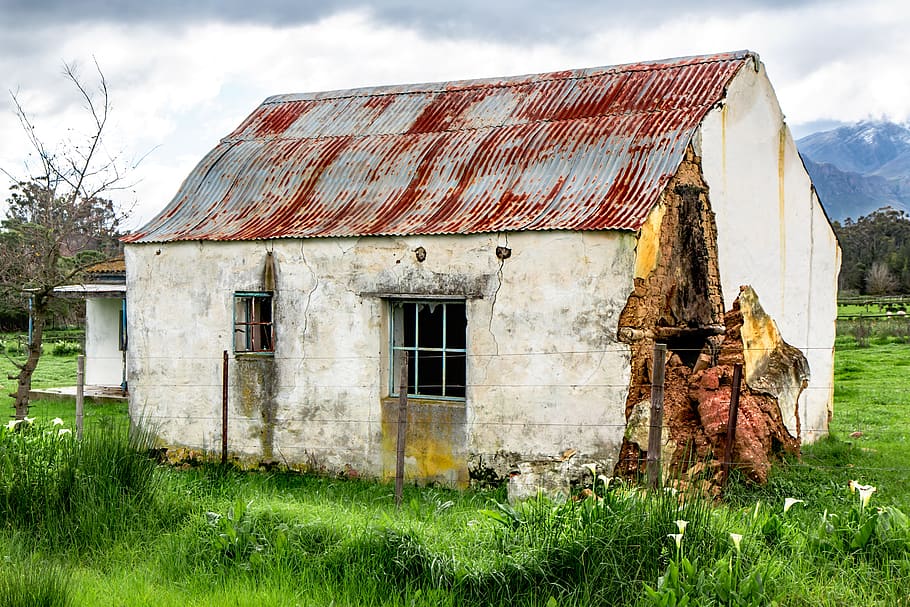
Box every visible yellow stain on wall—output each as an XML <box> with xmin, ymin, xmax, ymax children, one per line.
<box><xmin>739</xmin><ymin>285</ymin><xmax>780</xmax><ymax>386</ymax></box>
<box><xmin>634</xmin><ymin>203</ymin><xmax>666</xmax><ymax>279</ymax></box>
<box><xmin>380</xmin><ymin>398</ymin><xmax>468</xmax><ymax>487</ymax></box>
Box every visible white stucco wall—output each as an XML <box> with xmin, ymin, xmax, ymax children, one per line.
<box><xmin>126</xmin><ymin>230</ymin><xmax>637</xmax><ymax>480</ymax></box>
<box><xmin>696</xmin><ymin>58</ymin><xmax>840</xmax><ymax>441</ymax></box>
<box><xmin>85</xmin><ymin>297</ymin><xmax>125</xmax><ymax>386</ymax></box>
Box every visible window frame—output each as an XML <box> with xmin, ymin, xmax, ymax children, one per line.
<box><xmin>233</xmin><ymin>291</ymin><xmax>275</xmax><ymax>354</ymax></box>
<box><xmin>389</xmin><ymin>299</ymin><xmax>466</xmax><ymax>401</ymax></box>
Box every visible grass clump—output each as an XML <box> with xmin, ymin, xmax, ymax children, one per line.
<box><xmin>0</xmin><ymin>558</ymin><xmax>71</xmax><ymax>607</ymax></box>
<box><xmin>0</xmin><ymin>418</ymin><xmax>175</xmax><ymax>553</ymax></box>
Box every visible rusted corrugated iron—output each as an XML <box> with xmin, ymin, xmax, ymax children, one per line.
<box><xmin>124</xmin><ymin>51</ymin><xmax>755</xmax><ymax>243</ymax></box>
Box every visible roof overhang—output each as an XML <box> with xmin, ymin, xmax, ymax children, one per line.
<box><xmin>53</xmin><ymin>284</ymin><xmax>127</xmax><ymax>299</ymax></box>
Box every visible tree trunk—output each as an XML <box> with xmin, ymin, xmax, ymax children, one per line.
<box><xmin>13</xmin><ymin>296</ymin><xmax>47</xmax><ymax>420</ymax></box>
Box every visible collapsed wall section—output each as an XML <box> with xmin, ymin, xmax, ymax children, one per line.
<box><xmin>615</xmin><ymin>145</ymin><xmax>805</xmax><ymax>490</ymax></box>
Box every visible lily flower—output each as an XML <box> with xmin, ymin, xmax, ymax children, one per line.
<box><xmin>730</xmin><ymin>533</ymin><xmax>743</xmax><ymax>554</ymax></box>
<box><xmin>57</xmin><ymin>428</ymin><xmax>72</xmax><ymax>437</ymax></box>
<box><xmin>51</xmin><ymin>417</ymin><xmax>64</xmax><ymax>426</ymax></box>
<box><xmin>674</xmin><ymin>519</ymin><xmax>688</xmax><ymax>535</ymax></box>
<box><xmin>583</xmin><ymin>463</ymin><xmax>597</xmax><ymax>476</ymax></box>
<box><xmin>857</xmin><ymin>485</ymin><xmax>876</xmax><ymax>510</ymax></box>
<box><xmin>668</xmin><ymin>533</ymin><xmax>684</xmax><ymax>550</ymax></box>
<box><xmin>783</xmin><ymin>498</ymin><xmax>805</xmax><ymax>513</ymax></box>
<box><xmin>24</xmin><ymin>416</ymin><xmax>35</xmax><ymax>424</ymax></box>
<box><xmin>5</xmin><ymin>419</ymin><xmax>22</xmax><ymax>431</ymax></box>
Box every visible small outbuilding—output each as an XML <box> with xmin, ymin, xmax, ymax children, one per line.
<box><xmin>123</xmin><ymin>51</ymin><xmax>839</xmax><ymax>486</ymax></box>
<box><xmin>53</xmin><ymin>258</ymin><xmax>128</xmax><ymax>390</ymax></box>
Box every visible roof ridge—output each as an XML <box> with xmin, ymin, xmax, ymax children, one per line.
<box><xmin>260</xmin><ymin>51</ymin><xmax>753</xmax><ymax>106</ymax></box>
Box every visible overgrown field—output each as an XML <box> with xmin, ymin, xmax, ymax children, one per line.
<box><xmin>0</xmin><ymin>338</ymin><xmax>908</xmax><ymax>606</ymax></box>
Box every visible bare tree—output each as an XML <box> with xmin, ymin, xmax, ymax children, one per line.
<box><xmin>865</xmin><ymin>261</ymin><xmax>899</xmax><ymax>295</ymax></box>
<box><xmin>0</xmin><ymin>61</ymin><xmax>130</xmax><ymax>420</ymax></box>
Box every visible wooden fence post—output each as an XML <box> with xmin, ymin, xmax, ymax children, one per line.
<box><xmin>721</xmin><ymin>363</ymin><xmax>743</xmax><ymax>487</ymax></box>
<box><xmin>395</xmin><ymin>351</ymin><xmax>409</xmax><ymax>509</ymax></box>
<box><xmin>647</xmin><ymin>343</ymin><xmax>667</xmax><ymax>490</ymax></box>
<box><xmin>75</xmin><ymin>354</ymin><xmax>85</xmax><ymax>439</ymax></box>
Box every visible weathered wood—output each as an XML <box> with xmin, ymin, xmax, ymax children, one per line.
<box><xmin>395</xmin><ymin>351</ymin><xmax>409</xmax><ymax>508</ymax></box>
<box><xmin>647</xmin><ymin>343</ymin><xmax>667</xmax><ymax>490</ymax></box>
<box><xmin>721</xmin><ymin>363</ymin><xmax>743</xmax><ymax>486</ymax></box>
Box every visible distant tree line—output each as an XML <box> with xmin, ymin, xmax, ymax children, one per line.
<box><xmin>834</xmin><ymin>207</ymin><xmax>910</xmax><ymax>295</ymax></box>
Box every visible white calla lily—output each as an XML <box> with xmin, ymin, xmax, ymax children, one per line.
<box><xmin>783</xmin><ymin>498</ymin><xmax>804</xmax><ymax>513</ymax></box>
<box><xmin>730</xmin><ymin>533</ymin><xmax>743</xmax><ymax>554</ymax></box>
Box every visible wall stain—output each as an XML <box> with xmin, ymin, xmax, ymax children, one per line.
<box><xmin>235</xmin><ymin>356</ymin><xmax>278</xmax><ymax>461</ymax></box>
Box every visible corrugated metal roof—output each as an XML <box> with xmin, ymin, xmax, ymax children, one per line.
<box><xmin>124</xmin><ymin>51</ymin><xmax>756</xmax><ymax>243</ymax></box>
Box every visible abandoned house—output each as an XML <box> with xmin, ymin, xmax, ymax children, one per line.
<box><xmin>122</xmin><ymin>50</ymin><xmax>839</xmax><ymax>487</ymax></box>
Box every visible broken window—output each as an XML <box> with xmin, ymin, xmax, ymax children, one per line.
<box><xmin>390</xmin><ymin>300</ymin><xmax>466</xmax><ymax>399</ymax></box>
<box><xmin>234</xmin><ymin>292</ymin><xmax>274</xmax><ymax>353</ymax></box>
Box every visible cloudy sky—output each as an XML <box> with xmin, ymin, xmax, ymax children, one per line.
<box><xmin>1</xmin><ymin>0</ymin><xmax>908</xmax><ymax>228</ymax></box>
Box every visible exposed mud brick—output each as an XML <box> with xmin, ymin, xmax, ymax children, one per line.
<box><xmin>616</xmin><ymin>144</ymin><xmax>804</xmax><ymax>491</ymax></box>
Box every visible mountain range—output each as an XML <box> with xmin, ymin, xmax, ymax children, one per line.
<box><xmin>796</xmin><ymin>121</ymin><xmax>910</xmax><ymax>222</ymax></box>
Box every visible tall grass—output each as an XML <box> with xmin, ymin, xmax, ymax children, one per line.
<box><xmin>0</xmin><ymin>418</ymin><xmax>175</xmax><ymax>553</ymax></box>
<box><xmin>0</xmin><ymin>558</ymin><xmax>71</xmax><ymax>607</ymax></box>
<box><xmin>1</xmin><ymin>340</ymin><xmax>909</xmax><ymax>605</ymax></box>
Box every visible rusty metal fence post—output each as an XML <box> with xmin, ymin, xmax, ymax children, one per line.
<box><xmin>721</xmin><ymin>363</ymin><xmax>743</xmax><ymax>487</ymax></box>
<box><xmin>222</xmin><ymin>350</ymin><xmax>228</xmax><ymax>465</ymax></box>
<box><xmin>647</xmin><ymin>343</ymin><xmax>667</xmax><ymax>490</ymax></box>
<box><xmin>395</xmin><ymin>350</ymin><xmax>409</xmax><ymax>509</ymax></box>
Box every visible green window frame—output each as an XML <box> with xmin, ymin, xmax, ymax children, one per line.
<box><xmin>234</xmin><ymin>292</ymin><xmax>274</xmax><ymax>353</ymax></box>
<box><xmin>390</xmin><ymin>300</ymin><xmax>466</xmax><ymax>400</ymax></box>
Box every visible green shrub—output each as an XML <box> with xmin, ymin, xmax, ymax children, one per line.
<box><xmin>50</xmin><ymin>340</ymin><xmax>82</xmax><ymax>356</ymax></box>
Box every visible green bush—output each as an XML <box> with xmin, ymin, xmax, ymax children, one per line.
<box><xmin>50</xmin><ymin>340</ymin><xmax>82</xmax><ymax>356</ymax></box>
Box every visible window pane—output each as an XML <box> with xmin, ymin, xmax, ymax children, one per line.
<box><xmin>445</xmin><ymin>303</ymin><xmax>466</xmax><ymax>350</ymax></box>
<box><xmin>408</xmin><ymin>350</ymin><xmax>417</xmax><ymax>395</ymax></box>
<box><xmin>417</xmin><ymin>303</ymin><xmax>444</xmax><ymax>349</ymax></box>
<box><xmin>416</xmin><ymin>350</ymin><xmax>443</xmax><ymax>397</ymax></box>
<box><xmin>445</xmin><ymin>353</ymin><xmax>466</xmax><ymax>398</ymax></box>
<box><xmin>403</xmin><ymin>303</ymin><xmax>416</xmax><ymax>347</ymax></box>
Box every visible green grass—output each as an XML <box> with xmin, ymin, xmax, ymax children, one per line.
<box><xmin>0</xmin><ymin>339</ymin><xmax>908</xmax><ymax>605</ymax></box>
<box><xmin>0</xmin><ymin>337</ymin><xmax>126</xmax><ymax>425</ymax></box>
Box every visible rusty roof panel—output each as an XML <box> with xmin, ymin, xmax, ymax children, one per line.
<box><xmin>124</xmin><ymin>51</ymin><xmax>754</xmax><ymax>243</ymax></box>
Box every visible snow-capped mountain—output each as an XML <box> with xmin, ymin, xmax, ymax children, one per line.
<box><xmin>797</xmin><ymin>121</ymin><xmax>910</xmax><ymax>221</ymax></box>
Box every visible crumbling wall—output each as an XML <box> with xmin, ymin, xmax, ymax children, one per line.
<box><xmin>689</xmin><ymin>290</ymin><xmax>803</xmax><ymax>485</ymax></box>
<box><xmin>616</xmin><ymin>145</ymin><xmax>804</xmax><ymax>490</ymax></box>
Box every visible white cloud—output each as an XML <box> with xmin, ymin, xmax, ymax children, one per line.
<box><xmin>1</xmin><ymin>2</ymin><xmax>910</xmax><ymax>227</ymax></box>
